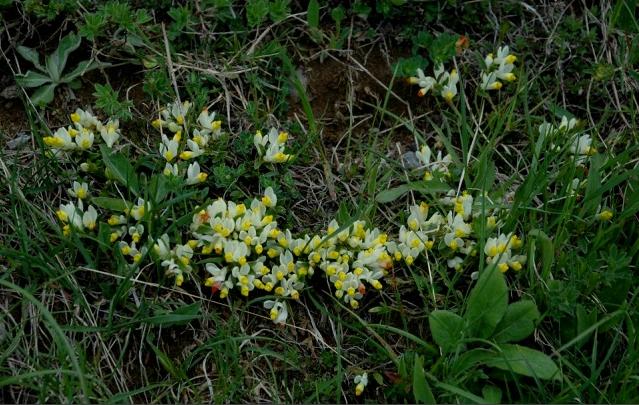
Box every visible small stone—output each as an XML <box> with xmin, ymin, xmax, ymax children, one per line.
<box><xmin>6</xmin><ymin>132</ymin><xmax>31</xmax><ymax>150</ymax></box>
<box><xmin>0</xmin><ymin>85</ymin><xmax>18</xmax><ymax>99</ymax></box>
<box><xmin>402</xmin><ymin>151</ymin><xmax>421</xmax><ymax>169</ymax></box>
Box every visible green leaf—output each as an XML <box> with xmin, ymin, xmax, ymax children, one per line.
<box><xmin>450</xmin><ymin>348</ymin><xmax>495</xmax><ymax>377</ymax></box>
<box><xmin>482</xmin><ymin>386</ymin><xmax>502</xmax><ymax>404</ymax></box>
<box><xmin>148</xmin><ymin>174</ymin><xmax>170</xmax><ymax>204</ymax></box>
<box><xmin>464</xmin><ymin>266</ymin><xmax>508</xmax><ymax>339</ymax></box>
<box><xmin>147</xmin><ymin>302</ymin><xmax>201</xmax><ymax>326</ymax></box>
<box><xmin>492</xmin><ymin>301</ymin><xmax>540</xmax><ymax>343</ymax></box>
<box><xmin>91</xmin><ymin>197</ymin><xmax>132</xmax><ymax>212</ymax></box>
<box><xmin>484</xmin><ymin>344</ymin><xmax>561</xmax><ymax>381</ymax></box>
<box><xmin>331</xmin><ymin>5</ymin><xmax>345</xmax><ymax>25</ymax></box>
<box><xmin>528</xmin><ymin>229</ymin><xmax>554</xmax><ymax>280</ymax></box>
<box><xmin>581</xmin><ymin>153</ymin><xmax>604</xmax><ymax>216</ymax></box>
<box><xmin>376</xmin><ymin>180</ymin><xmax>449</xmax><ymax>203</ymax></box>
<box><xmin>146</xmin><ymin>338</ymin><xmax>187</xmax><ymax>380</ymax></box>
<box><xmin>97</xmin><ymin>222</ymin><xmax>113</xmax><ymax>251</ymax></box>
<box><xmin>61</xmin><ymin>59</ymin><xmax>110</xmax><ymax>83</ymax></box>
<box><xmin>16</xmin><ymin>46</ymin><xmax>44</xmax><ymax>71</ymax></box>
<box><xmin>413</xmin><ymin>355</ymin><xmax>435</xmax><ymax>404</ymax></box>
<box><xmin>29</xmin><ymin>83</ymin><xmax>57</xmax><ymax>106</ymax></box>
<box><xmin>428</xmin><ymin>310</ymin><xmax>465</xmax><ymax>353</ymax></box>
<box><xmin>307</xmin><ymin>0</ymin><xmax>319</xmax><ymax>28</ymax></box>
<box><xmin>246</xmin><ymin>0</ymin><xmax>269</xmax><ymax>27</ymax></box>
<box><xmin>100</xmin><ymin>146</ymin><xmax>140</xmax><ymax>196</ymax></box>
<box><xmin>45</xmin><ymin>54</ymin><xmax>62</xmax><ymax>82</ymax></box>
<box><xmin>393</xmin><ymin>55</ymin><xmax>429</xmax><ymax>78</ymax></box>
<box><xmin>51</xmin><ymin>32</ymin><xmax>82</xmax><ymax>76</ymax></box>
<box><xmin>428</xmin><ymin>33</ymin><xmax>458</xmax><ymax>64</ymax></box>
<box><xmin>269</xmin><ymin>0</ymin><xmax>290</xmax><ymax>22</ymax></box>
<box><xmin>15</xmin><ymin>70</ymin><xmax>52</xmax><ymax>88</ymax></box>
<box><xmin>611</xmin><ymin>0</ymin><xmax>639</xmax><ymax>32</ymax></box>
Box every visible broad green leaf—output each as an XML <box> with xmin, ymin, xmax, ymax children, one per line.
<box><xmin>61</xmin><ymin>60</ymin><xmax>110</xmax><ymax>83</ymax></box>
<box><xmin>147</xmin><ymin>302</ymin><xmax>201</xmax><ymax>327</ymax></box>
<box><xmin>16</xmin><ymin>46</ymin><xmax>44</xmax><ymax>71</ymax></box>
<box><xmin>91</xmin><ymin>197</ymin><xmax>132</xmax><ymax>212</ymax></box>
<box><xmin>435</xmin><ymin>382</ymin><xmax>489</xmax><ymax>404</ymax></box>
<box><xmin>146</xmin><ymin>339</ymin><xmax>187</xmax><ymax>380</ymax></box>
<box><xmin>307</xmin><ymin>0</ymin><xmax>319</xmax><ymax>28</ymax></box>
<box><xmin>581</xmin><ymin>153</ymin><xmax>604</xmax><ymax>216</ymax></box>
<box><xmin>482</xmin><ymin>386</ymin><xmax>502</xmax><ymax>404</ymax></box>
<box><xmin>331</xmin><ymin>5</ymin><xmax>345</xmax><ymax>25</ymax></box>
<box><xmin>492</xmin><ymin>300</ymin><xmax>540</xmax><ymax>343</ymax></box>
<box><xmin>148</xmin><ymin>174</ymin><xmax>169</xmax><ymax>204</ymax></box>
<box><xmin>464</xmin><ymin>266</ymin><xmax>508</xmax><ymax>339</ymax></box>
<box><xmin>484</xmin><ymin>344</ymin><xmax>561</xmax><ymax>381</ymax></box>
<box><xmin>51</xmin><ymin>32</ymin><xmax>82</xmax><ymax>77</ymax></box>
<box><xmin>413</xmin><ymin>355</ymin><xmax>435</xmax><ymax>404</ymax></box>
<box><xmin>100</xmin><ymin>146</ymin><xmax>140</xmax><ymax>196</ymax></box>
<box><xmin>451</xmin><ymin>349</ymin><xmax>494</xmax><ymax>377</ymax></box>
<box><xmin>97</xmin><ymin>222</ymin><xmax>113</xmax><ymax>251</ymax></box>
<box><xmin>29</xmin><ymin>83</ymin><xmax>57</xmax><ymax>106</ymax></box>
<box><xmin>15</xmin><ymin>70</ymin><xmax>52</xmax><ymax>88</ymax></box>
<box><xmin>528</xmin><ymin>229</ymin><xmax>554</xmax><ymax>280</ymax></box>
<box><xmin>45</xmin><ymin>54</ymin><xmax>61</xmax><ymax>82</ymax></box>
<box><xmin>428</xmin><ymin>310</ymin><xmax>465</xmax><ymax>353</ymax></box>
<box><xmin>376</xmin><ymin>180</ymin><xmax>449</xmax><ymax>203</ymax></box>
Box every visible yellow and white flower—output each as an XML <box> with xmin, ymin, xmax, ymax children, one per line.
<box><xmin>82</xmin><ymin>205</ymin><xmax>98</xmax><ymax>230</ymax></box>
<box><xmin>264</xmin><ymin>300</ymin><xmax>288</xmax><ymax>324</ymax></box>
<box><xmin>163</xmin><ymin>163</ymin><xmax>179</xmax><ymax>177</ymax></box>
<box><xmin>43</xmin><ymin>127</ymin><xmax>76</xmax><ymax>150</ymax></box>
<box><xmin>159</xmin><ymin>135</ymin><xmax>179</xmax><ymax>162</ymax></box>
<box><xmin>481</xmin><ymin>45</ymin><xmax>516</xmax><ymax>90</ymax></box>
<box><xmin>180</xmin><ymin>139</ymin><xmax>205</xmax><ymax>160</ymax></box>
<box><xmin>262</xmin><ymin>186</ymin><xmax>277</xmax><ymax>208</ymax></box>
<box><xmin>70</xmin><ymin>108</ymin><xmax>100</xmax><ymax>129</ymax></box>
<box><xmin>68</xmin><ymin>181</ymin><xmax>89</xmax><ymax>199</ymax></box>
<box><xmin>196</xmin><ymin>109</ymin><xmax>222</xmax><ymax>139</ymax></box>
<box><xmin>408</xmin><ymin>68</ymin><xmax>436</xmax><ymax>97</ymax></box>
<box><xmin>153</xmin><ymin>234</ymin><xmax>172</xmax><ymax>259</ymax></box>
<box><xmin>98</xmin><ymin>119</ymin><xmax>120</xmax><ymax>148</ymax></box>
<box><xmin>75</xmin><ymin>128</ymin><xmax>95</xmax><ymax>150</ymax></box>
<box><xmin>129</xmin><ymin>198</ymin><xmax>148</xmax><ymax>221</ymax></box>
<box><xmin>354</xmin><ymin>373</ymin><xmax>368</xmax><ymax>396</ymax></box>
<box><xmin>255</xmin><ymin>128</ymin><xmax>293</xmax><ymax>163</ymax></box>
<box><xmin>186</xmin><ymin>162</ymin><xmax>208</xmax><ymax>185</ymax></box>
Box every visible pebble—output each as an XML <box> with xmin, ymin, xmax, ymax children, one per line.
<box><xmin>6</xmin><ymin>132</ymin><xmax>31</xmax><ymax>150</ymax></box>
<box><xmin>0</xmin><ymin>85</ymin><xmax>18</xmax><ymax>99</ymax></box>
<box><xmin>401</xmin><ymin>151</ymin><xmax>421</xmax><ymax>169</ymax></box>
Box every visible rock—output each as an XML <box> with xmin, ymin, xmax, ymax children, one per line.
<box><xmin>6</xmin><ymin>132</ymin><xmax>31</xmax><ymax>150</ymax></box>
<box><xmin>402</xmin><ymin>151</ymin><xmax>421</xmax><ymax>169</ymax></box>
<box><xmin>0</xmin><ymin>85</ymin><xmax>18</xmax><ymax>99</ymax></box>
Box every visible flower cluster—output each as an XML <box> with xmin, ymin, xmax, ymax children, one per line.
<box><xmin>183</xmin><ymin>189</ymin><xmax>392</xmax><ymax>322</ymax></box>
<box><xmin>386</xmin><ymin>188</ymin><xmax>526</xmax><ymax>274</ymax></box>
<box><xmin>480</xmin><ymin>45</ymin><xmax>517</xmax><ymax>90</ymax></box>
<box><xmin>313</xmin><ymin>219</ymin><xmax>391</xmax><ymax>308</ymax></box>
<box><xmin>57</xmin><ymin>197</ymin><xmax>98</xmax><ymax>236</ymax></box>
<box><xmin>45</xmin><ymin>98</ymin><xmax>561</xmax><ymax>328</ymax></box>
<box><xmin>484</xmin><ymin>233</ymin><xmax>526</xmax><ymax>272</ymax></box>
<box><xmin>415</xmin><ymin>143</ymin><xmax>452</xmax><ymax>180</ymax></box>
<box><xmin>154</xmin><ymin>101</ymin><xmax>224</xmax><ymax>184</ymax></box>
<box><xmin>43</xmin><ymin>108</ymin><xmax>121</xmax><ymax>154</ymax></box>
<box><xmin>408</xmin><ymin>64</ymin><xmax>460</xmax><ymax>102</ymax></box>
<box><xmin>254</xmin><ymin>128</ymin><xmax>294</xmax><ymax>163</ymax></box>
<box><xmin>408</xmin><ymin>44</ymin><xmax>517</xmax><ymax>99</ymax></box>
<box><xmin>540</xmin><ymin>115</ymin><xmax>597</xmax><ymax>164</ymax></box>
